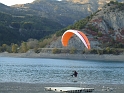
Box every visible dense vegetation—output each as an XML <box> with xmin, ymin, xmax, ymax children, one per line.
<box><xmin>51</xmin><ymin>47</ymin><xmax>123</xmax><ymax>55</ymax></box>
<box><xmin>0</xmin><ymin>11</ymin><xmax>63</xmax><ymax>45</ymax></box>
<box><xmin>109</xmin><ymin>1</ymin><xmax>124</xmax><ymax>11</ymax></box>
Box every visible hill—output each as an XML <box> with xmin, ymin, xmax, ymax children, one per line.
<box><xmin>0</xmin><ymin>3</ymin><xmax>63</xmax><ymax>45</ymax></box>
<box><xmin>0</xmin><ymin>0</ymin><xmax>123</xmax><ymax>47</ymax></box>
<box><xmin>11</xmin><ymin>0</ymin><xmax>123</xmax><ymax>26</ymax></box>
<box><xmin>47</xmin><ymin>1</ymin><xmax>124</xmax><ymax>51</ymax></box>
<box><xmin>0</xmin><ymin>0</ymin><xmax>123</xmax><ymax>44</ymax></box>
<box><xmin>11</xmin><ymin>0</ymin><xmax>90</xmax><ymax>26</ymax></box>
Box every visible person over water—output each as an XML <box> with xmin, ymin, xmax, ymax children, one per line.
<box><xmin>71</xmin><ymin>70</ymin><xmax>78</xmax><ymax>77</ymax></box>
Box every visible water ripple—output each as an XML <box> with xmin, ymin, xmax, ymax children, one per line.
<box><xmin>0</xmin><ymin>57</ymin><xmax>124</xmax><ymax>84</ymax></box>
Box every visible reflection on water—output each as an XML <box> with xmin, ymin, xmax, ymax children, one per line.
<box><xmin>0</xmin><ymin>57</ymin><xmax>124</xmax><ymax>84</ymax></box>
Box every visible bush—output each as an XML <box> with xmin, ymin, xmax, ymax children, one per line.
<box><xmin>52</xmin><ymin>48</ymin><xmax>61</xmax><ymax>54</ymax></box>
<box><xmin>70</xmin><ymin>48</ymin><xmax>77</xmax><ymax>54</ymax></box>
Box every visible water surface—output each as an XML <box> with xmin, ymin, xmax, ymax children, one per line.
<box><xmin>0</xmin><ymin>57</ymin><xmax>124</xmax><ymax>84</ymax></box>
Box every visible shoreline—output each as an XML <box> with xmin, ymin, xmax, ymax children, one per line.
<box><xmin>0</xmin><ymin>52</ymin><xmax>124</xmax><ymax>62</ymax></box>
<box><xmin>0</xmin><ymin>82</ymin><xmax>124</xmax><ymax>93</ymax></box>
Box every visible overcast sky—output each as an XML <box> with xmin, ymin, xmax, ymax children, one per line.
<box><xmin>0</xmin><ymin>0</ymin><xmax>35</xmax><ymax>6</ymax></box>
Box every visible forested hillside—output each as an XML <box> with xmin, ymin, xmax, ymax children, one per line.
<box><xmin>0</xmin><ymin>7</ymin><xmax>63</xmax><ymax>45</ymax></box>
<box><xmin>11</xmin><ymin>0</ymin><xmax>123</xmax><ymax>26</ymax></box>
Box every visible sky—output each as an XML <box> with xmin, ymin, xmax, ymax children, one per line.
<box><xmin>0</xmin><ymin>0</ymin><xmax>35</xmax><ymax>6</ymax></box>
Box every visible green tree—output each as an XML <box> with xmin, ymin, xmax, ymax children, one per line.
<box><xmin>27</xmin><ymin>39</ymin><xmax>39</xmax><ymax>49</ymax></box>
<box><xmin>52</xmin><ymin>48</ymin><xmax>61</xmax><ymax>54</ymax></box>
<box><xmin>20</xmin><ymin>42</ymin><xmax>28</xmax><ymax>53</ymax></box>
<box><xmin>11</xmin><ymin>44</ymin><xmax>18</xmax><ymax>53</ymax></box>
<box><xmin>11</xmin><ymin>22</ymin><xmax>20</xmax><ymax>28</ymax></box>
<box><xmin>1</xmin><ymin>44</ymin><xmax>7</xmax><ymax>52</ymax></box>
<box><xmin>97</xmin><ymin>49</ymin><xmax>103</xmax><ymax>55</ymax></box>
<box><xmin>105</xmin><ymin>47</ymin><xmax>111</xmax><ymax>54</ymax></box>
<box><xmin>90</xmin><ymin>49</ymin><xmax>97</xmax><ymax>54</ymax></box>
<box><xmin>22</xmin><ymin>22</ymin><xmax>33</xmax><ymax>29</ymax></box>
<box><xmin>97</xmin><ymin>31</ymin><xmax>103</xmax><ymax>37</ymax></box>
<box><xmin>70</xmin><ymin>48</ymin><xmax>77</xmax><ymax>54</ymax></box>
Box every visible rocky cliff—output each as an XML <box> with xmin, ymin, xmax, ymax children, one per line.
<box><xmin>89</xmin><ymin>2</ymin><xmax>124</xmax><ymax>46</ymax></box>
<box><xmin>65</xmin><ymin>0</ymin><xmax>124</xmax><ymax>11</ymax></box>
<box><xmin>47</xmin><ymin>2</ymin><xmax>124</xmax><ymax>50</ymax></box>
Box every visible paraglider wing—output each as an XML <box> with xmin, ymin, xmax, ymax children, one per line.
<box><xmin>61</xmin><ymin>30</ymin><xmax>91</xmax><ymax>50</ymax></box>
<box><xmin>78</xmin><ymin>31</ymin><xmax>91</xmax><ymax>49</ymax></box>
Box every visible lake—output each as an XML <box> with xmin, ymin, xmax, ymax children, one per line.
<box><xmin>0</xmin><ymin>57</ymin><xmax>124</xmax><ymax>84</ymax></box>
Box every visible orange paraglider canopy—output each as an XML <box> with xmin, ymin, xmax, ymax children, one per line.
<box><xmin>61</xmin><ymin>30</ymin><xmax>91</xmax><ymax>50</ymax></box>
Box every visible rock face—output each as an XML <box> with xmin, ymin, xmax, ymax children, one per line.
<box><xmin>65</xmin><ymin>0</ymin><xmax>123</xmax><ymax>11</ymax></box>
<box><xmin>89</xmin><ymin>2</ymin><xmax>124</xmax><ymax>44</ymax></box>
<box><xmin>47</xmin><ymin>2</ymin><xmax>124</xmax><ymax>49</ymax></box>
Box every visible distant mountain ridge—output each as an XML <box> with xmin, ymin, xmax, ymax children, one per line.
<box><xmin>11</xmin><ymin>0</ymin><xmax>90</xmax><ymax>26</ymax></box>
<box><xmin>1</xmin><ymin>0</ymin><xmax>123</xmax><ymax>27</ymax></box>
<box><xmin>11</xmin><ymin>0</ymin><xmax>123</xmax><ymax>26</ymax></box>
